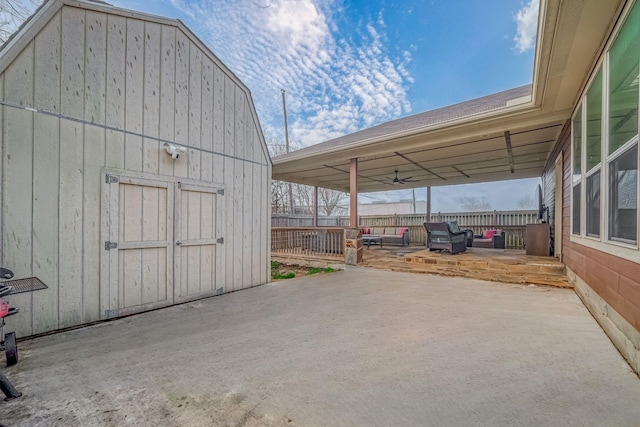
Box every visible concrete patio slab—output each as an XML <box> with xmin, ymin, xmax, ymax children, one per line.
<box><xmin>2</xmin><ymin>268</ymin><xmax>639</xmax><ymax>426</ymax></box>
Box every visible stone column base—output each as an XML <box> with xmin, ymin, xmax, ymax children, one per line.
<box><xmin>344</xmin><ymin>228</ymin><xmax>363</xmax><ymax>265</ymax></box>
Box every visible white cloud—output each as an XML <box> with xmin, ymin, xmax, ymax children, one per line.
<box><xmin>167</xmin><ymin>0</ymin><xmax>412</xmax><ymax>148</ymax></box>
<box><xmin>514</xmin><ymin>0</ymin><xmax>539</xmax><ymax>53</ymax></box>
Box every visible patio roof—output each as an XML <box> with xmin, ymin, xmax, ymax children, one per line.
<box><xmin>272</xmin><ymin>0</ymin><xmax>626</xmax><ymax>193</ymax></box>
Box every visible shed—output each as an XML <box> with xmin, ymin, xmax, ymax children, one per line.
<box><xmin>0</xmin><ymin>0</ymin><xmax>272</xmax><ymax>337</ymax></box>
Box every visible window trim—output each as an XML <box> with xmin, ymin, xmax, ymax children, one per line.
<box><xmin>571</xmin><ymin>103</ymin><xmax>583</xmax><ymax>236</ymax></box>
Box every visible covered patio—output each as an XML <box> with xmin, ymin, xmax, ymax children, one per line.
<box><xmin>270</xmin><ymin>0</ymin><xmax>621</xmax><ymax>264</ymax></box>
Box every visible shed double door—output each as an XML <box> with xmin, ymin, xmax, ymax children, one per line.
<box><xmin>101</xmin><ymin>174</ymin><xmax>221</xmax><ymax>318</ymax></box>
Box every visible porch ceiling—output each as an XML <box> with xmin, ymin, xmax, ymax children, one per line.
<box><xmin>271</xmin><ymin>0</ymin><xmax>626</xmax><ymax>193</ymax></box>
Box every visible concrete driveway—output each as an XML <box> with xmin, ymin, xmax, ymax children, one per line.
<box><xmin>2</xmin><ymin>268</ymin><xmax>640</xmax><ymax>426</ymax></box>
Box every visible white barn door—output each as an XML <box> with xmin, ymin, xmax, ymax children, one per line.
<box><xmin>174</xmin><ymin>183</ymin><xmax>221</xmax><ymax>303</ymax></box>
<box><xmin>101</xmin><ymin>174</ymin><xmax>174</xmax><ymax>318</ymax></box>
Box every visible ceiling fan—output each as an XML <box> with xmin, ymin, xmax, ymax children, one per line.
<box><xmin>388</xmin><ymin>170</ymin><xmax>417</xmax><ymax>184</ymax></box>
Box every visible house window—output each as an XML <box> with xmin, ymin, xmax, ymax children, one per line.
<box><xmin>571</xmin><ymin>0</ymin><xmax>639</xmax><ymax>248</ymax></box>
<box><xmin>585</xmin><ymin>68</ymin><xmax>602</xmax><ymax>237</ymax></box>
<box><xmin>607</xmin><ymin>0</ymin><xmax>639</xmax><ymax>245</ymax></box>
<box><xmin>586</xmin><ymin>69</ymin><xmax>602</xmax><ymax>171</ymax></box>
<box><xmin>609</xmin><ymin>145</ymin><xmax>637</xmax><ymax>243</ymax></box>
<box><xmin>608</xmin><ymin>1</ymin><xmax>639</xmax><ymax>155</ymax></box>
<box><xmin>586</xmin><ymin>171</ymin><xmax>600</xmax><ymax>237</ymax></box>
<box><xmin>572</xmin><ymin>104</ymin><xmax>582</xmax><ymax>235</ymax></box>
<box><xmin>572</xmin><ymin>183</ymin><xmax>581</xmax><ymax>235</ymax></box>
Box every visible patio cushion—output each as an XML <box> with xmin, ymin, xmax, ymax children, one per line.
<box><xmin>483</xmin><ymin>230</ymin><xmax>496</xmax><ymax>239</ymax></box>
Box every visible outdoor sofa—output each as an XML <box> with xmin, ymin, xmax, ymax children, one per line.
<box><xmin>472</xmin><ymin>229</ymin><xmax>506</xmax><ymax>249</ymax></box>
<box><xmin>361</xmin><ymin>227</ymin><xmax>410</xmax><ymax>246</ymax></box>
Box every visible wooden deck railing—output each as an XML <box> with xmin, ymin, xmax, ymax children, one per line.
<box><xmin>271</xmin><ymin>227</ymin><xmax>345</xmax><ymax>259</ymax></box>
<box><xmin>272</xmin><ymin>210</ymin><xmax>537</xmax><ymax>249</ymax></box>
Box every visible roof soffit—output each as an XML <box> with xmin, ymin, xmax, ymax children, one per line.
<box><xmin>535</xmin><ymin>0</ymin><xmax>626</xmax><ymax>115</ymax></box>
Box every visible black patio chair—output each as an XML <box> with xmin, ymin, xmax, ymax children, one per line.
<box><xmin>424</xmin><ymin>222</ymin><xmax>467</xmax><ymax>254</ymax></box>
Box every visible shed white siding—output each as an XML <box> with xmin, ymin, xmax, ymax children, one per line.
<box><xmin>0</xmin><ymin>0</ymin><xmax>271</xmax><ymax>337</ymax></box>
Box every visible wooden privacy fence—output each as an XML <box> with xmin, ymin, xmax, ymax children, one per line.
<box><xmin>272</xmin><ymin>215</ymin><xmax>349</xmax><ymax>227</ymax></box>
<box><xmin>271</xmin><ymin>227</ymin><xmax>345</xmax><ymax>259</ymax></box>
<box><xmin>272</xmin><ymin>210</ymin><xmax>537</xmax><ymax>249</ymax></box>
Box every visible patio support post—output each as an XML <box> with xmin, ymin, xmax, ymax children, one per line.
<box><xmin>426</xmin><ymin>187</ymin><xmax>431</xmax><ymax>222</ymax></box>
<box><xmin>313</xmin><ymin>186</ymin><xmax>318</xmax><ymax>227</ymax></box>
<box><xmin>349</xmin><ymin>158</ymin><xmax>358</xmax><ymax>227</ymax></box>
<box><xmin>345</xmin><ymin>158</ymin><xmax>362</xmax><ymax>265</ymax></box>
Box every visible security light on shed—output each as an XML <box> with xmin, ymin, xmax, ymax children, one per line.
<box><xmin>164</xmin><ymin>143</ymin><xmax>186</xmax><ymax>160</ymax></box>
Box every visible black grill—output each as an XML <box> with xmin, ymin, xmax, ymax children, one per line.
<box><xmin>0</xmin><ymin>277</ymin><xmax>48</xmax><ymax>295</ymax></box>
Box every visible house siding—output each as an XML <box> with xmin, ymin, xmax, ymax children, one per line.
<box><xmin>544</xmin><ymin>117</ymin><xmax>640</xmax><ymax>369</ymax></box>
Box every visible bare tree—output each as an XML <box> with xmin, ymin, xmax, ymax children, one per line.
<box><xmin>266</xmin><ymin>132</ymin><xmax>346</xmax><ymax>216</ymax></box>
<box><xmin>517</xmin><ymin>194</ymin><xmax>536</xmax><ymax>209</ymax></box>
<box><xmin>271</xmin><ymin>179</ymin><xmax>289</xmax><ymax>214</ymax></box>
<box><xmin>319</xmin><ymin>187</ymin><xmax>347</xmax><ymax>216</ymax></box>
<box><xmin>458</xmin><ymin>196</ymin><xmax>492</xmax><ymax>211</ymax></box>
<box><xmin>265</xmin><ymin>132</ymin><xmax>292</xmax><ymax>214</ymax></box>
<box><xmin>291</xmin><ymin>183</ymin><xmax>312</xmax><ymax>214</ymax></box>
<box><xmin>0</xmin><ymin>0</ymin><xmax>41</xmax><ymax>44</ymax></box>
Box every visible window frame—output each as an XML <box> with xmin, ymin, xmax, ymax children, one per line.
<box><xmin>571</xmin><ymin>103</ymin><xmax>583</xmax><ymax>236</ymax></box>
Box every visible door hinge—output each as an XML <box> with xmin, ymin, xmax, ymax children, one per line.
<box><xmin>216</xmin><ymin>237</ymin><xmax>224</xmax><ymax>244</ymax></box>
<box><xmin>217</xmin><ymin>188</ymin><xmax>224</xmax><ymax>196</ymax></box>
<box><xmin>177</xmin><ymin>182</ymin><xmax>182</xmax><ymax>189</ymax></box>
<box><xmin>104</xmin><ymin>241</ymin><xmax>118</xmax><ymax>250</ymax></box>
<box><xmin>105</xmin><ymin>174</ymin><xmax>119</xmax><ymax>184</ymax></box>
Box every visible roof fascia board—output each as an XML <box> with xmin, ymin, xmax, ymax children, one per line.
<box><xmin>244</xmin><ymin>90</ymin><xmax>273</xmax><ymax>166</ymax></box>
<box><xmin>62</xmin><ymin>0</ymin><xmax>177</xmax><ymax>25</ymax></box>
<box><xmin>0</xmin><ymin>0</ymin><xmax>63</xmax><ymax>74</ymax></box>
<box><xmin>531</xmin><ymin>0</ymin><xmax>555</xmax><ymax>108</ymax></box>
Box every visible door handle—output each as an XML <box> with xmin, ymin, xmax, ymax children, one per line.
<box><xmin>176</xmin><ymin>240</ymin><xmax>183</xmax><ymax>246</ymax></box>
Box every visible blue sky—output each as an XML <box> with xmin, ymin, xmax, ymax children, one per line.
<box><xmin>109</xmin><ymin>0</ymin><xmax>541</xmax><ymax>211</ymax></box>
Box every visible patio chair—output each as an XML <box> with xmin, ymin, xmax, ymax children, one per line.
<box><xmin>424</xmin><ymin>222</ymin><xmax>467</xmax><ymax>254</ymax></box>
<box><xmin>446</xmin><ymin>221</ymin><xmax>474</xmax><ymax>247</ymax></box>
